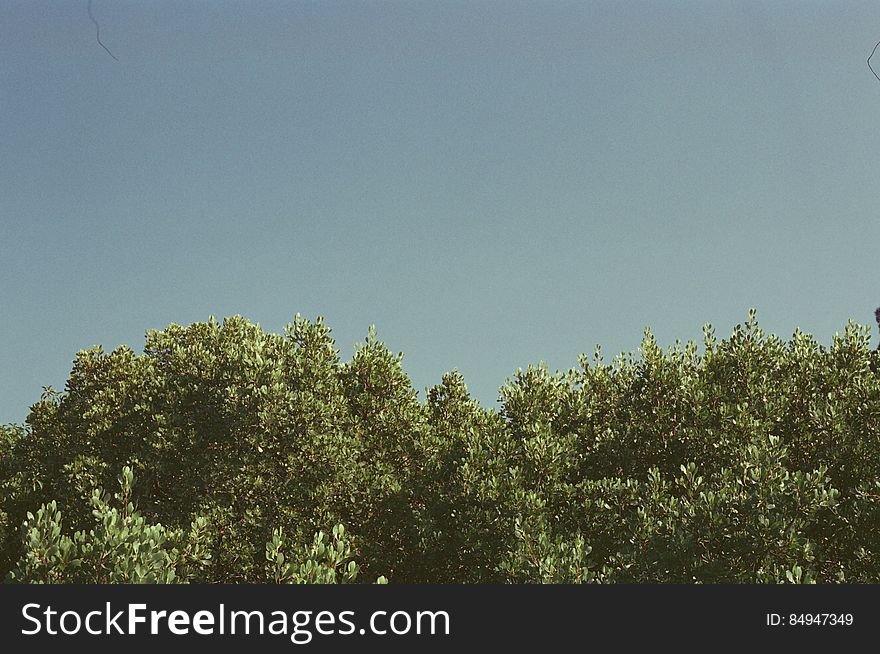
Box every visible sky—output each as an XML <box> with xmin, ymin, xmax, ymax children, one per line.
<box><xmin>3</xmin><ymin>0</ymin><xmax>880</xmax><ymax>424</ymax></box>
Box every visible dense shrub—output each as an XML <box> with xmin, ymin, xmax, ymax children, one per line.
<box><xmin>2</xmin><ymin>311</ymin><xmax>878</xmax><ymax>583</ymax></box>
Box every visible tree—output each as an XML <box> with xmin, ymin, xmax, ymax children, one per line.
<box><xmin>2</xmin><ymin>312</ymin><xmax>878</xmax><ymax>583</ymax></box>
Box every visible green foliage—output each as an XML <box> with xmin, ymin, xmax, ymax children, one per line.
<box><xmin>7</xmin><ymin>467</ymin><xmax>212</xmax><ymax>583</ymax></box>
<box><xmin>266</xmin><ymin>524</ymin><xmax>385</xmax><ymax>584</ymax></box>
<box><xmin>2</xmin><ymin>312</ymin><xmax>879</xmax><ymax>583</ymax></box>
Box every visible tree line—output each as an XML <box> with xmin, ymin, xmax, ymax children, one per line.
<box><xmin>1</xmin><ymin>312</ymin><xmax>878</xmax><ymax>583</ymax></box>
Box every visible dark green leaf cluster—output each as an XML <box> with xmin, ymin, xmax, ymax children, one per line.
<box><xmin>2</xmin><ymin>312</ymin><xmax>878</xmax><ymax>583</ymax></box>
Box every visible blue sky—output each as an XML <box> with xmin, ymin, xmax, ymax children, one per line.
<box><xmin>3</xmin><ymin>1</ymin><xmax>880</xmax><ymax>424</ymax></box>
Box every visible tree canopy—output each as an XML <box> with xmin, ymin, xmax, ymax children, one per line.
<box><xmin>2</xmin><ymin>312</ymin><xmax>878</xmax><ymax>583</ymax></box>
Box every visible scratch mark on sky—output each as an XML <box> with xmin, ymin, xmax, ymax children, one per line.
<box><xmin>87</xmin><ymin>0</ymin><xmax>119</xmax><ymax>61</ymax></box>
<box><xmin>868</xmin><ymin>40</ymin><xmax>880</xmax><ymax>83</ymax></box>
